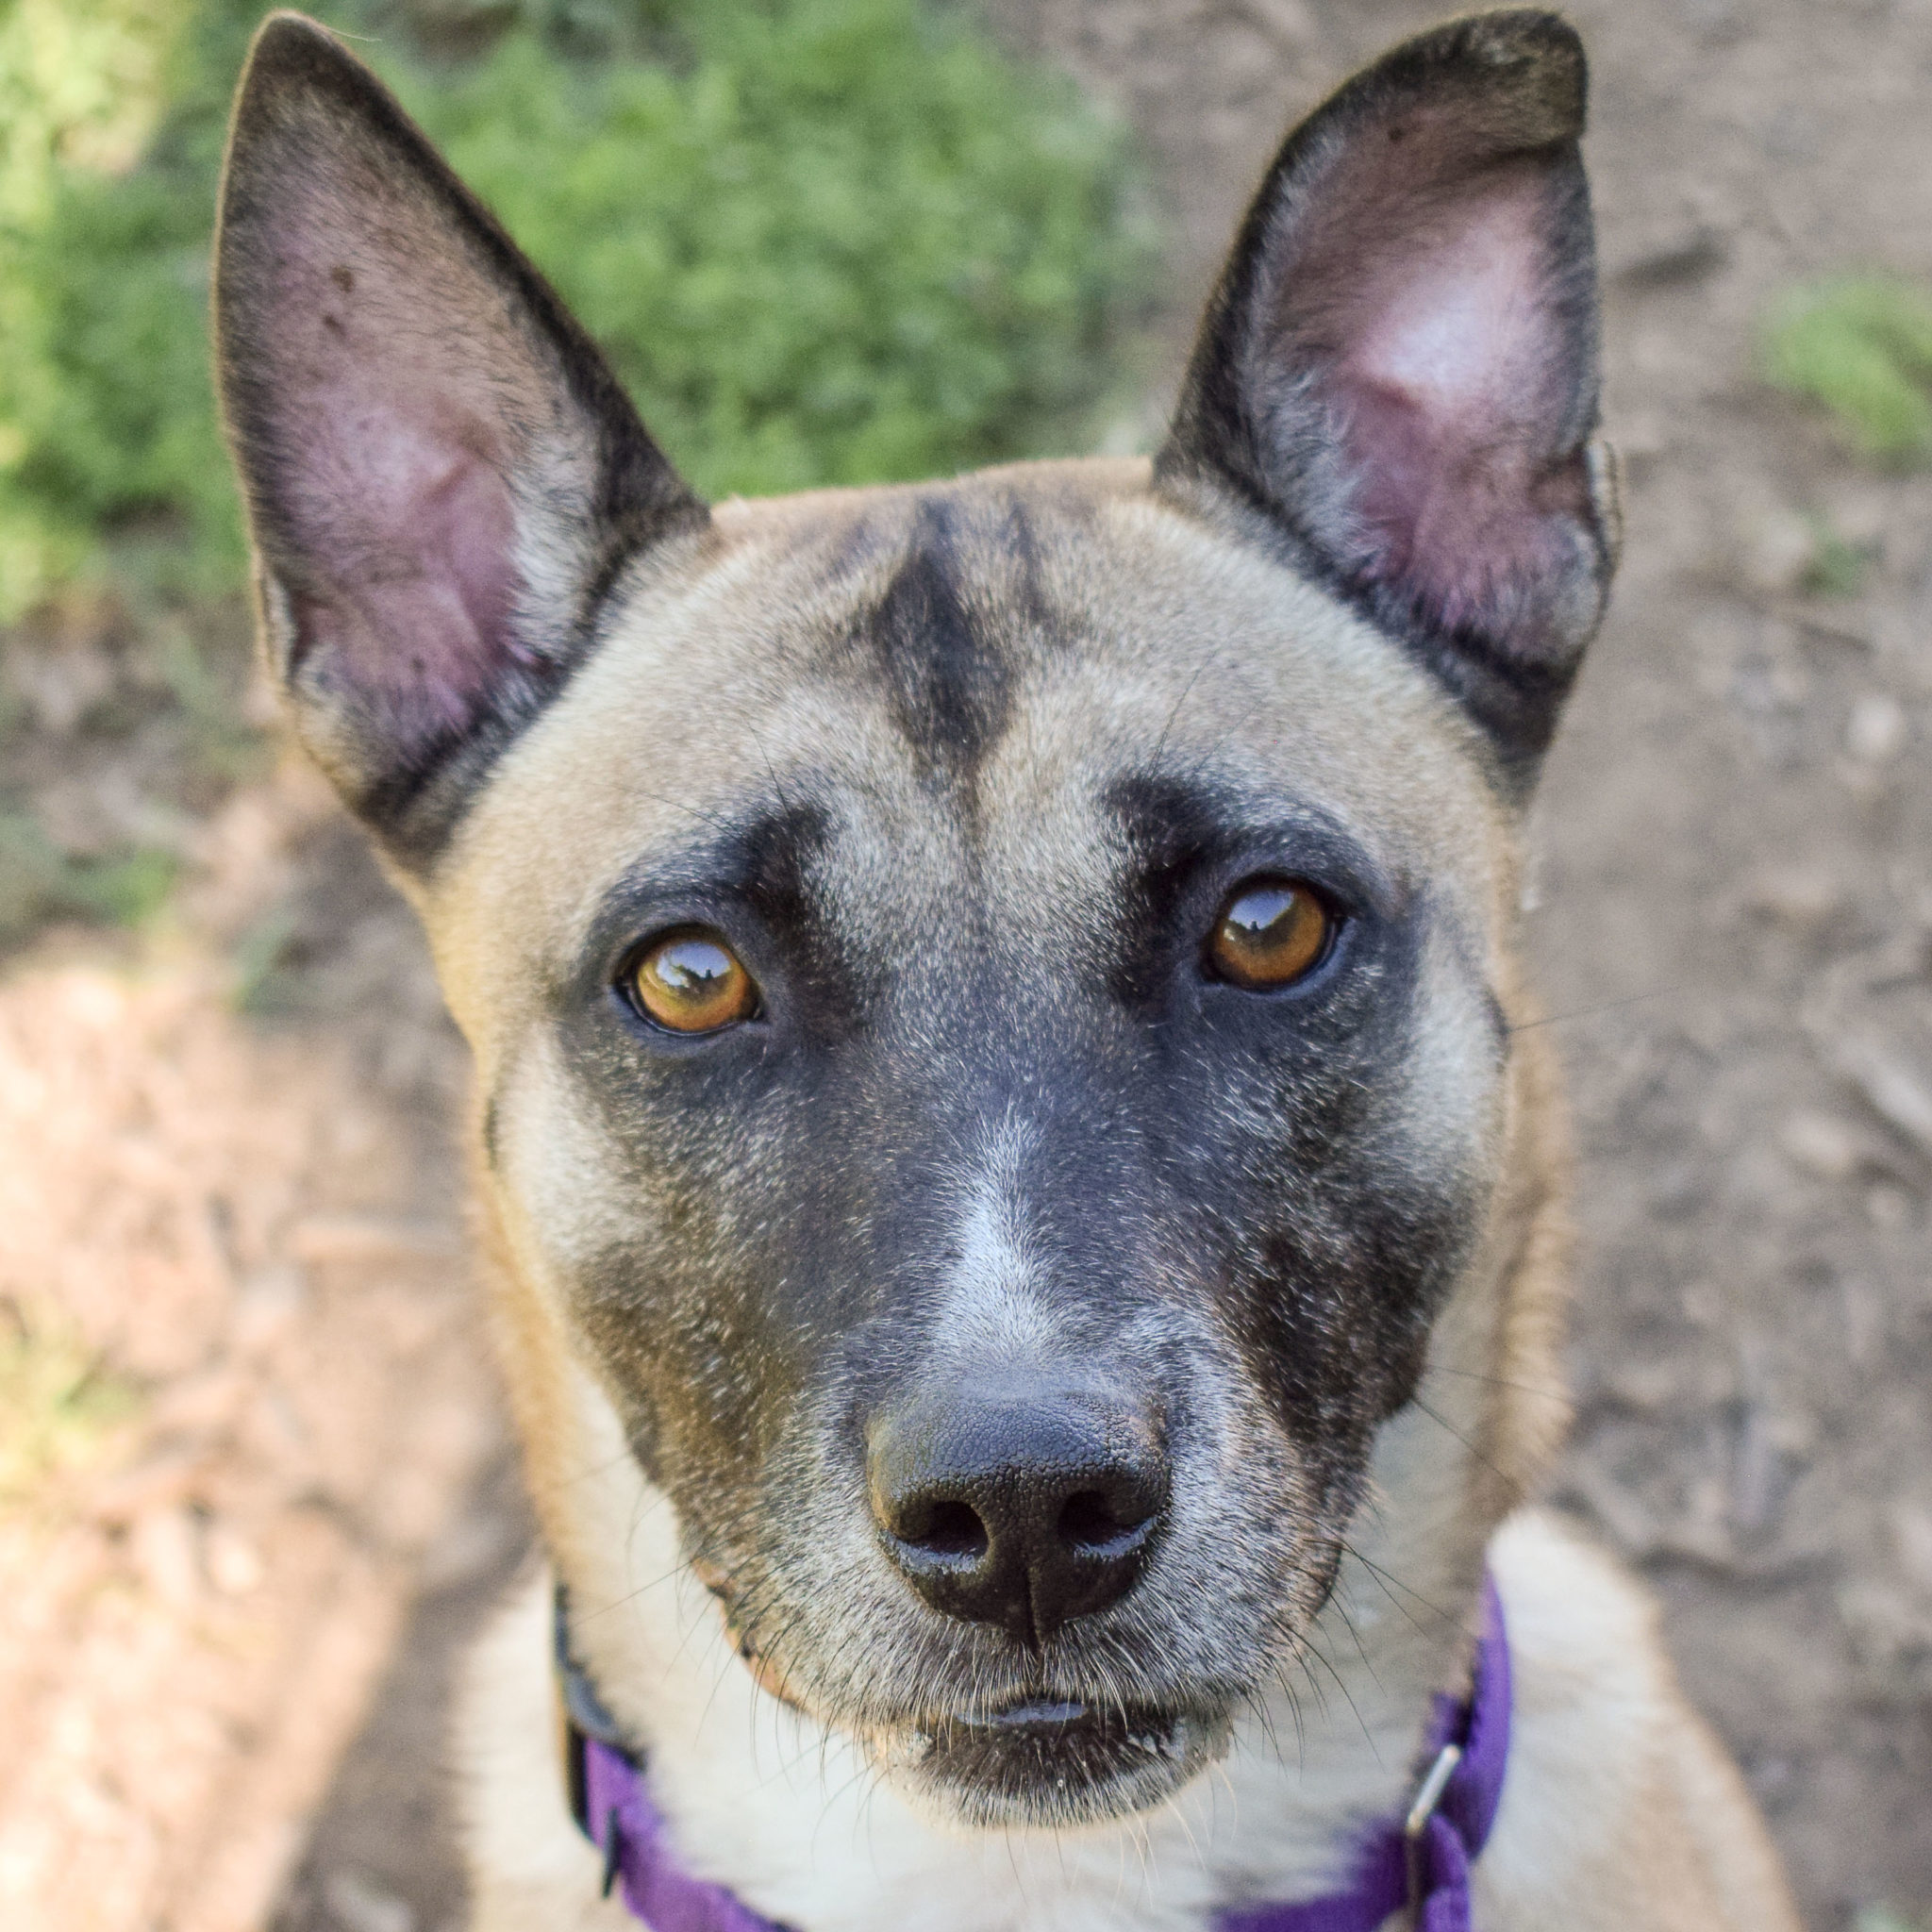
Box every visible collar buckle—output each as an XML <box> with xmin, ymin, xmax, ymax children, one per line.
<box><xmin>1402</xmin><ymin>1740</ymin><xmax>1463</xmax><ymax>1924</ymax></box>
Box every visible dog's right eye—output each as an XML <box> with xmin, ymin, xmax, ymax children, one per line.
<box><xmin>623</xmin><ymin>929</ymin><xmax>759</xmax><ymax>1034</ymax></box>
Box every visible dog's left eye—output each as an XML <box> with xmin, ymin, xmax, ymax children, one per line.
<box><xmin>1208</xmin><ymin>879</ymin><xmax>1335</xmax><ymax>990</ymax></box>
<box><xmin>624</xmin><ymin>928</ymin><xmax>759</xmax><ymax>1034</ymax></box>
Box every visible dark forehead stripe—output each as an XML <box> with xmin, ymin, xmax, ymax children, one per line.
<box><xmin>861</xmin><ymin>494</ymin><xmax>1039</xmax><ymax>787</ymax></box>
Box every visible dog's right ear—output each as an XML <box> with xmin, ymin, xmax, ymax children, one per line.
<box><xmin>215</xmin><ymin>13</ymin><xmax>705</xmax><ymax>864</ymax></box>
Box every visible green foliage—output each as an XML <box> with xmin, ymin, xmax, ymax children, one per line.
<box><xmin>1802</xmin><ymin>518</ymin><xmax>1873</xmax><ymax>599</ymax></box>
<box><xmin>0</xmin><ymin>0</ymin><xmax>1156</xmax><ymax>622</ymax></box>
<box><xmin>411</xmin><ymin>0</ymin><xmax>1153</xmax><ymax>496</ymax></box>
<box><xmin>0</xmin><ymin>1299</ymin><xmax>142</xmax><ymax>1507</ymax></box>
<box><xmin>0</xmin><ymin>810</ymin><xmax>179</xmax><ymax>945</ymax></box>
<box><xmin>0</xmin><ymin>0</ymin><xmax>245</xmax><ymax>616</ymax></box>
<box><xmin>1761</xmin><ymin>275</ymin><xmax>1932</xmax><ymax>465</ymax></box>
<box><xmin>1857</xmin><ymin>1908</ymin><xmax>1931</xmax><ymax>1932</ymax></box>
<box><xmin>1</xmin><ymin>160</ymin><xmax>241</xmax><ymax>612</ymax></box>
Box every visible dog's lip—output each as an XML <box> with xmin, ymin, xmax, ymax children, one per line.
<box><xmin>923</xmin><ymin>1696</ymin><xmax>1193</xmax><ymax>1760</ymax></box>
<box><xmin>954</xmin><ymin>1695</ymin><xmax>1089</xmax><ymax>1731</ymax></box>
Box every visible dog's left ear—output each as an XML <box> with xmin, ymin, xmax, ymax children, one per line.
<box><xmin>1158</xmin><ymin>9</ymin><xmax>1618</xmax><ymax>773</ymax></box>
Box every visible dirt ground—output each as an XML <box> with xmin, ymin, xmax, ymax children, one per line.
<box><xmin>0</xmin><ymin>758</ymin><xmax>529</xmax><ymax>1932</ymax></box>
<box><xmin>5</xmin><ymin>2</ymin><xmax>1932</xmax><ymax>1928</ymax></box>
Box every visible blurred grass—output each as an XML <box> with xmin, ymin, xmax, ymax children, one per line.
<box><xmin>1802</xmin><ymin>519</ymin><xmax>1874</xmax><ymax>599</ymax></box>
<box><xmin>1761</xmin><ymin>275</ymin><xmax>1932</xmax><ymax>464</ymax></box>
<box><xmin>0</xmin><ymin>1297</ymin><xmax>142</xmax><ymax>1510</ymax></box>
<box><xmin>0</xmin><ymin>0</ymin><xmax>1156</xmax><ymax>955</ymax></box>
<box><xmin>0</xmin><ymin>812</ymin><xmax>177</xmax><ymax>941</ymax></box>
<box><xmin>0</xmin><ymin>0</ymin><xmax>1158</xmax><ymax>624</ymax></box>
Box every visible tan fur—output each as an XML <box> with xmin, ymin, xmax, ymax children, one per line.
<box><xmin>408</xmin><ymin>459</ymin><xmax>1802</xmax><ymax>1931</ymax></box>
<box><xmin>211</xmin><ymin>15</ymin><xmax>1801</xmax><ymax>1922</ymax></box>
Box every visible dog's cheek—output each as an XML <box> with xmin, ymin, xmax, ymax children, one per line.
<box><xmin>558</xmin><ymin>1093</ymin><xmax>893</xmax><ymax>1573</ymax></box>
<box><xmin>1212</xmin><ymin>1036</ymin><xmax>1497</xmax><ymax>1509</ymax></box>
<box><xmin>486</xmin><ymin>1045</ymin><xmax>774</xmax><ymax>1521</ymax></box>
<box><xmin>569</xmin><ymin>1225</ymin><xmax>799</xmax><ymax>1537</ymax></box>
<box><xmin>1242</xmin><ymin>1171</ymin><xmax>1463</xmax><ymax>1466</ymax></box>
<box><xmin>524</xmin><ymin>1038</ymin><xmax>763</xmax><ymax>1468</ymax></box>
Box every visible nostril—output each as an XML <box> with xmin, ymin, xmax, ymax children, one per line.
<box><xmin>902</xmin><ymin>1497</ymin><xmax>990</xmax><ymax>1560</ymax></box>
<box><xmin>1057</xmin><ymin>1487</ymin><xmax>1152</xmax><ymax>1554</ymax></box>
<box><xmin>867</xmin><ymin>1384</ymin><xmax>1169</xmax><ymax>1640</ymax></box>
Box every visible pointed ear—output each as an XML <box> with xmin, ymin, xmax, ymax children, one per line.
<box><xmin>1157</xmin><ymin>10</ymin><xmax>1619</xmax><ymax>773</ymax></box>
<box><xmin>214</xmin><ymin>13</ymin><xmax>706</xmax><ymax>862</ymax></box>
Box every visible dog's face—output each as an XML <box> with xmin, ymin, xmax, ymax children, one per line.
<box><xmin>216</xmin><ymin>11</ymin><xmax>1614</xmax><ymax>1828</ymax></box>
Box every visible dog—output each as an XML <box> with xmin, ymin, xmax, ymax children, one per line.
<box><xmin>213</xmin><ymin>9</ymin><xmax>1803</xmax><ymax>1928</ymax></box>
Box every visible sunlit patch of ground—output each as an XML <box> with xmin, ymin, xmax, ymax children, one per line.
<box><xmin>0</xmin><ymin>767</ymin><xmax>500</xmax><ymax>1932</ymax></box>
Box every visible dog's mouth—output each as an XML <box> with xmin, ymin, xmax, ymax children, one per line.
<box><xmin>701</xmin><ymin>1564</ymin><xmax>1239</xmax><ymax>1823</ymax></box>
<box><xmin>880</xmin><ymin>1691</ymin><xmax>1233</xmax><ymax>1825</ymax></box>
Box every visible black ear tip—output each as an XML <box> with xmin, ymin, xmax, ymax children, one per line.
<box><xmin>225</xmin><ymin>9</ymin><xmax>422</xmax><ymax>225</ymax></box>
<box><xmin>243</xmin><ymin>11</ymin><xmax>347</xmax><ymax>73</ymax></box>
<box><xmin>1461</xmin><ymin>8</ymin><xmax>1584</xmax><ymax>50</ymax></box>
<box><xmin>235</xmin><ymin>11</ymin><xmax>378</xmax><ymax>118</ymax></box>
<box><xmin>1470</xmin><ymin>8</ymin><xmax>1587</xmax><ymax>85</ymax></box>
<box><xmin>1434</xmin><ymin>8</ymin><xmax>1582</xmax><ymax>57</ymax></box>
<box><xmin>1356</xmin><ymin>9</ymin><xmax>1586</xmax><ymax>150</ymax></box>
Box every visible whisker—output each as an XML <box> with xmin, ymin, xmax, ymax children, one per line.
<box><xmin>1408</xmin><ymin>1393</ymin><xmax>1512</xmax><ymax>1490</ymax></box>
<box><xmin>525</xmin><ymin>1445</ymin><xmax>639</xmax><ymax>1496</ymax></box>
<box><xmin>1427</xmin><ymin>1361</ymin><xmax>1572</xmax><ymax>1403</ymax></box>
<box><xmin>1299</xmin><ymin>1636</ymin><xmax>1379</xmax><ymax>1759</ymax></box>
<box><xmin>1325</xmin><ymin>1591</ymin><xmax>1384</xmax><ymax>1698</ymax></box>
<box><xmin>1339</xmin><ymin>1541</ymin><xmax>1458</xmax><ymax>1635</ymax></box>
<box><xmin>1504</xmin><ymin>985</ymin><xmax>1677</xmax><ymax>1035</ymax></box>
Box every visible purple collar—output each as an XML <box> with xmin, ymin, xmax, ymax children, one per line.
<box><xmin>560</xmin><ymin>1577</ymin><xmax>1510</xmax><ymax>1932</ymax></box>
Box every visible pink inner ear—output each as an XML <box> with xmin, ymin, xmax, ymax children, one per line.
<box><xmin>291</xmin><ymin>382</ymin><xmax>526</xmax><ymax>737</ymax></box>
<box><xmin>1294</xmin><ymin>163</ymin><xmax>1590</xmax><ymax>649</ymax></box>
<box><xmin>1351</xmin><ymin>189</ymin><xmax>1549</xmax><ymax>437</ymax></box>
<box><xmin>258</xmin><ymin>185</ymin><xmax>542</xmax><ymax>747</ymax></box>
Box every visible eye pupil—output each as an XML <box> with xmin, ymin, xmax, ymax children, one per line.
<box><xmin>627</xmin><ymin>929</ymin><xmax>758</xmax><ymax>1033</ymax></box>
<box><xmin>1209</xmin><ymin>880</ymin><xmax>1332</xmax><ymax>990</ymax></box>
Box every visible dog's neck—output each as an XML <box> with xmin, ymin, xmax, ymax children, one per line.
<box><xmin>547</xmin><ymin>1314</ymin><xmax>1501</xmax><ymax>1932</ymax></box>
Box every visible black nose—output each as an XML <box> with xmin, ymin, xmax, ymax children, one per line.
<box><xmin>866</xmin><ymin>1377</ymin><xmax>1168</xmax><ymax>1646</ymax></box>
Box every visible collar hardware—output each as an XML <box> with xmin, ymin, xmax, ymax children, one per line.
<box><xmin>1403</xmin><ymin>1742</ymin><xmax>1464</xmax><ymax>1924</ymax></box>
<box><xmin>556</xmin><ymin>1574</ymin><xmax>1511</xmax><ymax>1932</ymax></box>
<box><xmin>601</xmin><ymin>1811</ymin><xmax>625</xmax><ymax>1900</ymax></box>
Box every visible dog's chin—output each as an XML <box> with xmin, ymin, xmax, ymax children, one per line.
<box><xmin>869</xmin><ymin>1697</ymin><xmax>1235</xmax><ymax>1829</ymax></box>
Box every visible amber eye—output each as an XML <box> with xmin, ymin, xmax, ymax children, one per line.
<box><xmin>625</xmin><ymin>929</ymin><xmax>758</xmax><ymax>1034</ymax></box>
<box><xmin>1208</xmin><ymin>879</ymin><xmax>1334</xmax><ymax>990</ymax></box>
